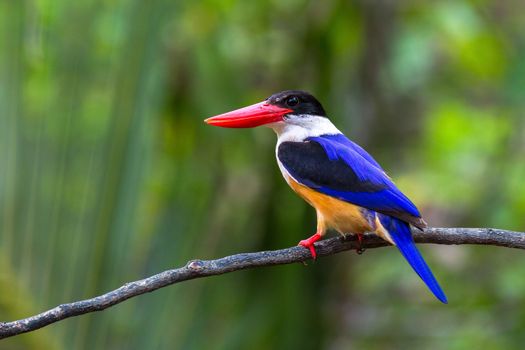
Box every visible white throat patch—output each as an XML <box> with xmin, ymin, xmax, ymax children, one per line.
<box><xmin>270</xmin><ymin>114</ymin><xmax>341</xmax><ymax>145</ymax></box>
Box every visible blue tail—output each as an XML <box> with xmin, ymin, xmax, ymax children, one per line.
<box><xmin>378</xmin><ymin>214</ymin><xmax>448</xmax><ymax>304</ymax></box>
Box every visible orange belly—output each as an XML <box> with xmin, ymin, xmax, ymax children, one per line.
<box><xmin>287</xmin><ymin>176</ymin><xmax>373</xmax><ymax>235</ymax></box>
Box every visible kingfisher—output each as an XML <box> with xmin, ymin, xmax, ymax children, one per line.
<box><xmin>205</xmin><ymin>90</ymin><xmax>447</xmax><ymax>303</ymax></box>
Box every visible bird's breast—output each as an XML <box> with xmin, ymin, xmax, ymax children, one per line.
<box><xmin>284</xmin><ymin>174</ymin><xmax>374</xmax><ymax>235</ymax></box>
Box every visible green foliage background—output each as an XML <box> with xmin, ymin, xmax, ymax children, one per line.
<box><xmin>1</xmin><ymin>0</ymin><xmax>525</xmax><ymax>349</ymax></box>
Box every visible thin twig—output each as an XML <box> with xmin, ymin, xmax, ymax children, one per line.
<box><xmin>0</xmin><ymin>227</ymin><xmax>523</xmax><ymax>339</ymax></box>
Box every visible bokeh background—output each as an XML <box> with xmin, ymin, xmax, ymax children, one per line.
<box><xmin>1</xmin><ymin>0</ymin><xmax>525</xmax><ymax>349</ymax></box>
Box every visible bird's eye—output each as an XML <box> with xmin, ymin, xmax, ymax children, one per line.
<box><xmin>286</xmin><ymin>96</ymin><xmax>299</xmax><ymax>107</ymax></box>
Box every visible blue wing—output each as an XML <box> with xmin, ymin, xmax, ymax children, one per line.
<box><xmin>314</xmin><ymin>133</ymin><xmax>384</xmax><ymax>170</ymax></box>
<box><xmin>277</xmin><ymin>134</ymin><xmax>426</xmax><ymax>228</ymax></box>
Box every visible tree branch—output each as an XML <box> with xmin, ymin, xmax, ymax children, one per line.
<box><xmin>1</xmin><ymin>227</ymin><xmax>523</xmax><ymax>339</ymax></box>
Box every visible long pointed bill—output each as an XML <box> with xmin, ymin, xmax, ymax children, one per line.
<box><xmin>205</xmin><ymin>101</ymin><xmax>292</xmax><ymax>128</ymax></box>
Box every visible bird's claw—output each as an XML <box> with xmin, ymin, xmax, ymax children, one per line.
<box><xmin>355</xmin><ymin>234</ymin><xmax>366</xmax><ymax>255</ymax></box>
<box><xmin>299</xmin><ymin>240</ymin><xmax>317</xmax><ymax>259</ymax></box>
<box><xmin>298</xmin><ymin>233</ymin><xmax>322</xmax><ymax>260</ymax></box>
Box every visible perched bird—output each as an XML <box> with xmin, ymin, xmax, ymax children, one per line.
<box><xmin>205</xmin><ymin>90</ymin><xmax>447</xmax><ymax>303</ymax></box>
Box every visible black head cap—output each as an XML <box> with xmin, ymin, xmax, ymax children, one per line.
<box><xmin>266</xmin><ymin>90</ymin><xmax>327</xmax><ymax>117</ymax></box>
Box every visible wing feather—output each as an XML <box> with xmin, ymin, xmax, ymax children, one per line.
<box><xmin>278</xmin><ymin>135</ymin><xmax>426</xmax><ymax>229</ymax></box>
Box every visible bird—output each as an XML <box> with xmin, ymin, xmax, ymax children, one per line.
<box><xmin>204</xmin><ymin>90</ymin><xmax>447</xmax><ymax>304</ymax></box>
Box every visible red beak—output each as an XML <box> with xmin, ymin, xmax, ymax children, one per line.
<box><xmin>204</xmin><ymin>101</ymin><xmax>293</xmax><ymax>128</ymax></box>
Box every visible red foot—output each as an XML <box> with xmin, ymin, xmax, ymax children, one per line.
<box><xmin>356</xmin><ymin>234</ymin><xmax>365</xmax><ymax>255</ymax></box>
<box><xmin>298</xmin><ymin>233</ymin><xmax>322</xmax><ymax>259</ymax></box>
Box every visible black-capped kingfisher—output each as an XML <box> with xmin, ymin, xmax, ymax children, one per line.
<box><xmin>205</xmin><ymin>90</ymin><xmax>447</xmax><ymax>303</ymax></box>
